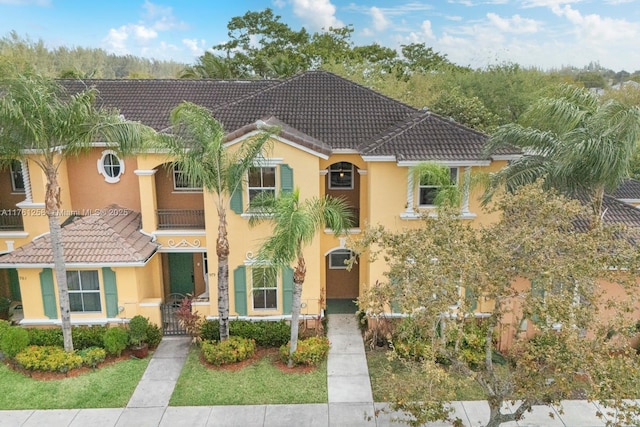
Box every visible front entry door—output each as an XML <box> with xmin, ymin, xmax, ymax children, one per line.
<box><xmin>168</xmin><ymin>253</ymin><xmax>194</xmax><ymax>295</ymax></box>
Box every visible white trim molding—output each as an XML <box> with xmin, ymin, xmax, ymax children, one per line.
<box><xmin>134</xmin><ymin>169</ymin><xmax>158</xmax><ymax>176</ymax></box>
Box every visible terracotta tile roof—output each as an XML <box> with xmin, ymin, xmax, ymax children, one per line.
<box><xmin>0</xmin><ymin>205</ymin><xmax>158</xmax><ymax>265</ymax></box>
<box><xmin>610</xmin><ymin>178</ymin><xmax>640</xmax><ymax>200</ymax></box>
<box><xmin>59</xmin><ymin>71</ymin><xmax>521</xmax><ymax>162</ymax></box>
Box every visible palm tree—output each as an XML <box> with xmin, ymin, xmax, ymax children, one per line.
<box><xmin>0</xmin><ymin>72</ymin><xmax>154</xmax><ymax>351</ymax></box>
<box><xmin>179</xmin><ymin>52</ymin><xmax>248</xmax><ymax>79</ymax></box>
<box><xmin>484</xmin><ymin>84</ymin><xmax>640</xmax><ymax>222</ymax></box>
<box><xmin>157</xmin><ymin>101</ymin><xmax>271</xmax><ymax>341</ymax></box>
<box><xmin>248</xmin><ymin>189</ymin><xmax>353</xmax><ymax>367</ymax></box>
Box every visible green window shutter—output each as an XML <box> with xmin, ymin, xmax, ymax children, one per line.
<box><xmin>233</xmin><ymin>265</ymin><xmax>247</xmax><ymax>316</ymax></box>
<box><xmin>102</xmin><ymin>267</ymin><xmax>118</xmax><ymax>318</ymax></box>
<box><xmin>280</xmin><ymin>164</ymin><xmax>293</xmax><ymax>193</ymax></box>
<box><xmin>230</xmin><ymin>188</ymin><xmax>243</xmax><ymax>214</ymax></box>
<box><xmin>40</xmin><ymin>268</ymin><xmax>57</xmax><ymax>319</ymax></box>
<box><xmin>8</xmin><ymin>268</ymin><xmax>21</xmax><ymax>301</ymax></box>
<box><xmin>282</xmin><ymin>267</ymin><xmax>294</xmax><ymax>315</ymax></box>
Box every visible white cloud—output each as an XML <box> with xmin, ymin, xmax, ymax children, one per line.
<box><xmin>420</xmin><ymin>20</ymin><xmax>436</xmax><ymax>39</ymax></box>
<box><xmin>291</xmin><ymin>0</ymin><xmax>343</xmax><ymax>30</ymax></box>
<box><xmin>182</xmin><ymin>38</ymin><xmax>206</xmax><ymax>56</ymax></box>
<box><xmin>487</xmin><ymin>13</ymin><xmax>539</xmax><ymax>33</ymax></box>
<box><xmin>142</xmin><ymin>0</ymin><xmax>188</xmax><ymax>31</ymax></box>
<box><xmin>103</xmin><ymin>27</ymin><xmax>130</xmax><ymax>55</ymax></box>
<box><xmin>370</xmin><ymin>7</ymin><xmax>390</xmax><ymax>31</ymax></box>
<box><xmin>272</xmin><ymin>0</ymin><xmax>286</xmax><ymax>7</ymax></box>
<box><xmin>551</xmin><ymin>4</ymin><xmax>639</xmax><ymax>42</ymax></box>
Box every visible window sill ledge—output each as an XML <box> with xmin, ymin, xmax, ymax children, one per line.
<box><xmin>400</xmin><ymin>211</ymin><xmax>477</xmax><ymax>220</ymax></box>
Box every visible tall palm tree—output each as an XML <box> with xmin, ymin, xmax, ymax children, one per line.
<box><xmin>157</xmin><ymin>101</ymin><xmax>271</xmax><ymax>341</ymax></box>
<box><xmin>249</xmin><ymin>189</ymin><xmax>353</xmax><ymax>367</ymax></box>
<box><xmin>0</xmin><ymin>72</ymin><xmax>154</xmax><ymax>351</ymax></box>
<box><xmin>484</xmin><ymin>84</ymin><xmax>640</xmax><ymax>222</ymax></box>
<box><xmin>179</xmin><ymin>52</ymin><xmax>249</xmax><ymax>79</ymax></box>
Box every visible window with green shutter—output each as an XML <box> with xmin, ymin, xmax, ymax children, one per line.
<box><xmin>233</xmin><ymin>266</ymin><xmax>247</xmax><ymax>316</ymax></box>
<box><xmin>280</xmin><ymin>164</ymin><xmax>293</xmax><ymax>193</ymax></box>
<box><xmin>282</xmin><ymin>267</ymin><xmax>294</xmax><ymax>314</ymax></box>
<box><xmin>102</xmin><ymin>267</ymin><xmax>118</xmax><ymax>318</ymax></box>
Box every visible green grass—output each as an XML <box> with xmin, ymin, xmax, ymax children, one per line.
<box><xmin>0</xmin><ymin>357</ymin><xmax>150</xmax><ymax>409</ymax></box>
<box><xmin>366</xmin><ymin>349</ymin><xmax>486</xmax><ymax>402</ymax></box>
<box><xmin>170</xmin><ymin>348</ymin><xmax>328</xmax><ymax>406</ymax></box>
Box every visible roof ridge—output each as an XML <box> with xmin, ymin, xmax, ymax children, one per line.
<box><xmin>359</xmin><ymin>110</ymin><xmax>430</xmax><ymax>154</ymax></box>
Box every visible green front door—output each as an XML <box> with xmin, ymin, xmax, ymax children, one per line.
<box><xmin>168</xmin><ymin>253</ymin><xmax>194</xmax><ymax>295</ymax></box>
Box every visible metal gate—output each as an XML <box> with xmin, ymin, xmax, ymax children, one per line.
<box><xmin>161</xmin><ymin>293</ymin><xmax>187</xmax><ymax>336</ymax></box>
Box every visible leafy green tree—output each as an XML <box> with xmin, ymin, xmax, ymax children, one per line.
<box><xmin>484</xmin><ymin>84</ymin><xmax>640</xmax><ymax>221</ymax></box>
<box><xmin>357</xmin><ymin>182</ymin><xmax>640</xmax><ymax>427</ymax></box>
<box><xmin>248</xmin><ymin>189</ymin><xmax>352</xmax><ymax>367</ymax></box>
<box><xmin>0</xmin><ymin>72</ymin><xmax>154</xmax><ymax>351</ymax></box>
<box><xmin>179</xmin><ymin>52</ymin><xmax>249</xmax><ymax>79</ymax></box>
<box><xmin>430</xmin><ymin>87</ymin><xmax>500</xmax><ymax>133</ymax></box>
<box><xmin>156</xmin><ymin>102</ymin><xmax>271</xmax><ymax>341</ymax></box>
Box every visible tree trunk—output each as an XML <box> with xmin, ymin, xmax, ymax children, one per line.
<box><xmin>216</xmin><ymin>207</ymin><xmax>230</xmax><ymax>341</ymax></box>
<box><xmin>45</xmin><ymin>168</ymin><xmax>73</xmax><ymax>352</ymax></box>
<box><xmin>288</xmin><ymin>255</ymin><xmax>306</xmax><ymax>368</ymax></box>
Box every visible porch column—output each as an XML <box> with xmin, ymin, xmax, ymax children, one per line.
<box><xmin>405</xmin><ymin>169</ymin><xmax>415</xmax><ymax>214</ymax></box>
<box><xmin>461</xmin><ymin>166</ymin><xmax>471</xmax><ymax>215</ymax></box>
<box><xmin>135</xmin><ymin>169</ymin><xmax>158</xmax><ymax>233</ymax></box>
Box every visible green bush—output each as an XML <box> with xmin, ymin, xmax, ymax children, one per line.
<box><xmin>200</xmin><ymin>320</ymin><xmax>290</xmax><ymax>347</ymax></box>
<box><xmin>0</xmin><ymin>320</ymin><xmax>11</xmax><ymax>341</ymax></box>
<box><xmin>0</xmin><ymin>327</ymin><xmax>30</xmax><ymax>358</ymax></box>
<box><xmin>27</xmin><ymin>328</ymin><xmax>63</xmax><ymax>347</ymax></box>
<box><xmin>146</xmin><ymin>323</ymin><xmax>163</xmax><ymax>349</ymax></box>
<box><xmin>78</xmin><ymin>346</ymin><xmax>106</xmax><ymax>368</ymax></box>
<box><xmin>201</xmin><ymin>336</ymin><xmax>256</xmax><ymax>366</ymax></box>
<box><xmin>72</xmin><ymin>326</ymin><xmax>107</xmax><ymax>350</ymax></box>
<box><xmin>128</xmin><ymin>315</ymin><xmax>149</xmax><ymax>347</ymax></box>
<box><xmin>279</xmin><ymin>336</ymin><xmax>330</xmax><ymax>366</ymax></box>
<box><xmin>15</xmin><ymin>345</ymin><xmax>83</xmax><ymax>372</ymax></box>
<box><xmin>103</xmin><ymin>327</ymin><xmax>129</xmax><ymax>356</ymax></box>
<box><xmin>393</xmin><ymin>338</ymin><xmax>432</xmax><ymax>361</ymax></box>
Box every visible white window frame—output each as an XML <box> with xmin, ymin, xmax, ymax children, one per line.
<box><xmin>328</xmin><ymin>162</ymin><xmax>354</xmax><ymax>190</ymax></box>
<box><xmin>250</xmin><ymin>266</ymin><xmax>278</xmax><ymax>311</ymax></box>
<box><xmin>172</xmin><ymin>164</ymin><xmax>202</xmax><ymax>191</ymax></box>
<box><xmin>97</xmin><ymin>150</ymin><xmax>125</xmax><ymax>183</ymax></box>
<box><xmin>66</xmin><ymin>270</ymin><xmax>102</xmax><ymax>313</ymax></box>
<box><xmin>247</xmin><ymin>166</ymin><xmax>276</xmax><ymax>204</ymax></box>
<box><xmin>418</xmin><ymin>167</ymin><xmax>458</xmax><ymax>207</ymax></box>
<box><xmin>329</xmin><ymin>249</ymin><xmax>353</xmax><ymax>269</ymax></box>
<box><xmin>9</xmin><ymin>160</ymin><xmax>25</xmax><ymax>193</ymax></box>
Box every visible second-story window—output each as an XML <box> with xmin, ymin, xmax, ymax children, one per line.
<box><xmin>248</xmin><ymin>166</ymin><xmax>276</xmax><ymax>203</ymax></box>
<box><xmin>97</xmin><ymin>150</ymin><xmax>125</xmax><ymax>183</ymax></box>
<box><xmin>173</xmin><ymin>164</ymin><xmax>202</xmax><ymax>191</ymax></box>
<box><xmin>419</xmin><ymin>167</ymin><xmax>458</xmax><ymax>206</ymax></box>
<box><xmin>329</xmin><ymin>162</ymin><xmax>353</xmax><ymax>189</ymax></box>
<box><xmin>10</xmin><ymin>160</ymin><xmax>25</xmax><ymax>193</ymax></box>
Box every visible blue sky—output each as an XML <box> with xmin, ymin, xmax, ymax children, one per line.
<box><xmin>0</xmin><ymin>0</ymin><xmax>639</xmax><ymax>71</ymax></box>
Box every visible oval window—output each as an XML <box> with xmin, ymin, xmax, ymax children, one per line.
<box><xmin>97</xmin><ymin>150</ymin><xmax>125</xmax><ymax>183</ymax></box>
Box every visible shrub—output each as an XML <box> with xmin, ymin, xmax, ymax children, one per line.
<box><xmin>0</xmin><ymin>327</ymin><xmax>30</xmax><ymax>358</ymax></box>
<box><xmin>200</xmin><ymin>320</ymin><xmax>290</xmax><ymax>347</ymax></box>
<box><xmin>280</xmin><ymin>336</ymin><xmax>330</xmax><ymax>366</ymax></box>
<box><xmin>103</xmin><ymin>327</ymin><xmax>129</xmax><ymax>356</ymax></box>
<box><xmin>72</xmin><ymin>326</ymin><xmax>107</xmax><ymax>350</ymax></box>
<box><xmin>392</xmin><ymin>338</ymin><xmax>433</xmax><ymax>361</ymax></box>
<box><xmin>27</xmin><ymin>327</ymin><xmax>63</xmax><ymax>347</ymax></box>
<box><xmin>175</xmin><ymin>297</ymin><xmax>204</xmax><ymax>340</ymax></box>
<box><xmin>146</xmin><ymin>323</ymin><xmax>163</xmax><ymax>349</ymax></box>
<box><xmin>128</xmin><ymin>315</ymin><xmax>149</xmax><ymax>347</ymax></box>
<box><xmin>0</xmin><ymin>320</ymin><xmax>11</xmax><ymax>341</ymax></box>
<box><xmin>15</xmin><ymin>345</ymin><xmax>83</xmax><ymax>372</ymax></box>
<box><xmin>201</xmin><ymin>336</ymin><xmax>256</xmax><ymax>366</ymax></box>
<box><xmin>78</xmin><ymin>346</ymin><xmax>106</xmax><ymax>368</ymax></box>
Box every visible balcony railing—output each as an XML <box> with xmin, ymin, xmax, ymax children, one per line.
<box><xmin>157</xmin><ymin>209</ymin><xmax>205</xmax><ymax>230</ymax></box>
<box><xmin>0</xmin><ymin>211</ymin><xmax>24</xmax><ymax>231</ymax></box>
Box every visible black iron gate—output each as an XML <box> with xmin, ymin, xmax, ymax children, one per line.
<box><xmin>161</xmin><ymin>293</ymin><xmax>187</xmax><ymax>336</ymax></box>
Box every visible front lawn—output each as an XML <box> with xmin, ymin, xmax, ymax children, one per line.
<box><xmin>170</xmin><ymin>348</ymin><xmax>328</xmax><ymax>406</ymax></box>
<box><xmin>366</xmin><ymin>349</ymin><xmax>486</xmax><ymax>402</ymax></box>
<box><xmin>0</xmin><ymin>357</ymin><xmax>149</xmax><ymax>409</ymax></box>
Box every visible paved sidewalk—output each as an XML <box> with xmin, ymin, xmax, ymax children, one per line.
<box><xmin>0</xmin><ymin>315</ymin><xmax>635</xmax><ymax>426</ymax></box>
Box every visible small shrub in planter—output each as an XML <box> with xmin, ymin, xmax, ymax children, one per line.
<box><xmin>15</xmin><ymin>345</ymin><xmax>83</xmax><ymax>373</ymax></box>
<box><xmin>72</xmin><ymin>326</ymin><xmax>107</xmax><ymax>350</ymax></box>
<box><xmin>146</xmin><ymin>323</ymin><xmax>162</xmax><ymax>349</ymax></box>
<box><xmin>27</xmin><ymin>328</ymin><xmax>63</xmax><ymax>347</ymax></box>
<box><xmin>103</xmin><ymin>327</ymin><xmax>129</xmax><ymax>356</ymax></box>
<box><xmin>279</xmin><ymin>336</ymin><xmax>330</xmax><ymax>367</ymax></box>
<box><xmin>1</xmin><ymin>326</ymin><xmax>29</xmax><ymax>358</ymax></box>
<box><xmin>201</xmin><ymin>336</ymin><xmax>256</xmax><ymax>366</ymax></box>
<box><xmin>78</xmin><ymin>346</ymin><xmax>106</xmax><ymax>368</ymax></box>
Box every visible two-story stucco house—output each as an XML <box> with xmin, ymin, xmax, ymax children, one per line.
<box><xmin>0</xmin><ymin>71</ymin><xmax>520</xmax><ymax>330</ymax></box>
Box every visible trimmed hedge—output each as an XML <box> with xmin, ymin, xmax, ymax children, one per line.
<box><xmin>279</xmin><ymin>336</ymin><xmax>330</xmax><ymax>366</ymax></box>
<box><xmin>201</xmin><ymin>320</ymin><xmax>290</xmax><ymax>347</ymax></box>
<box><xmin>27</xmin><ymin>328</ymin><xmax>63</xmax><ymax>347</ymax></box>
<box><xmin>1</xmin><ymin>327</ymin><xmax>30</xmax><ymax>358</ymax></box>
<box><xmin>72</xmin><ymin>326</ymin><xmax>108</xmax><ymax>350</ymax></box>
<box><xmin>201</xmin><ymin>336</ymin><xmax>256</xmax><ymax>366</ymax></box>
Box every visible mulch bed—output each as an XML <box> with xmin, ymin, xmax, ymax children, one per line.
<box><xmin>4</xmin><ymin>348</ymin><xmax>143</xmax><ymax>381</ymax></box>
<box><xmin>199</xmin><ymin>347</ymin><xmax>317</xmax><ymax>374</ymax></box>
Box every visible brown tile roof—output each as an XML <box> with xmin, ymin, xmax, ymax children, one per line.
<box><xmin>59</xmin><ymin>71</ymin><xmax>521</xmax><ymax>162</ymax></box>
<box><xmin>0</xmin><ymin>205</ymin><xmax>158</xmax><ymax>266</ymax></box>
<box><xmin>610</xmin><ymin>178</ymin><xmax>640</xmax><ymax>200</ymax></box>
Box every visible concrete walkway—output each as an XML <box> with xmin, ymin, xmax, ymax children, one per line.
<box><xmin>0</xmin><ymin>314</ymin><xmax>635</xmax><ymax>426</ymax></box>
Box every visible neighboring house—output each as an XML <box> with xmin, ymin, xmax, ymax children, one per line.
<box><xmin>0</xmin><ymin>71</ymin><xmax>521</xmax><ymax>330</ymax></box>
